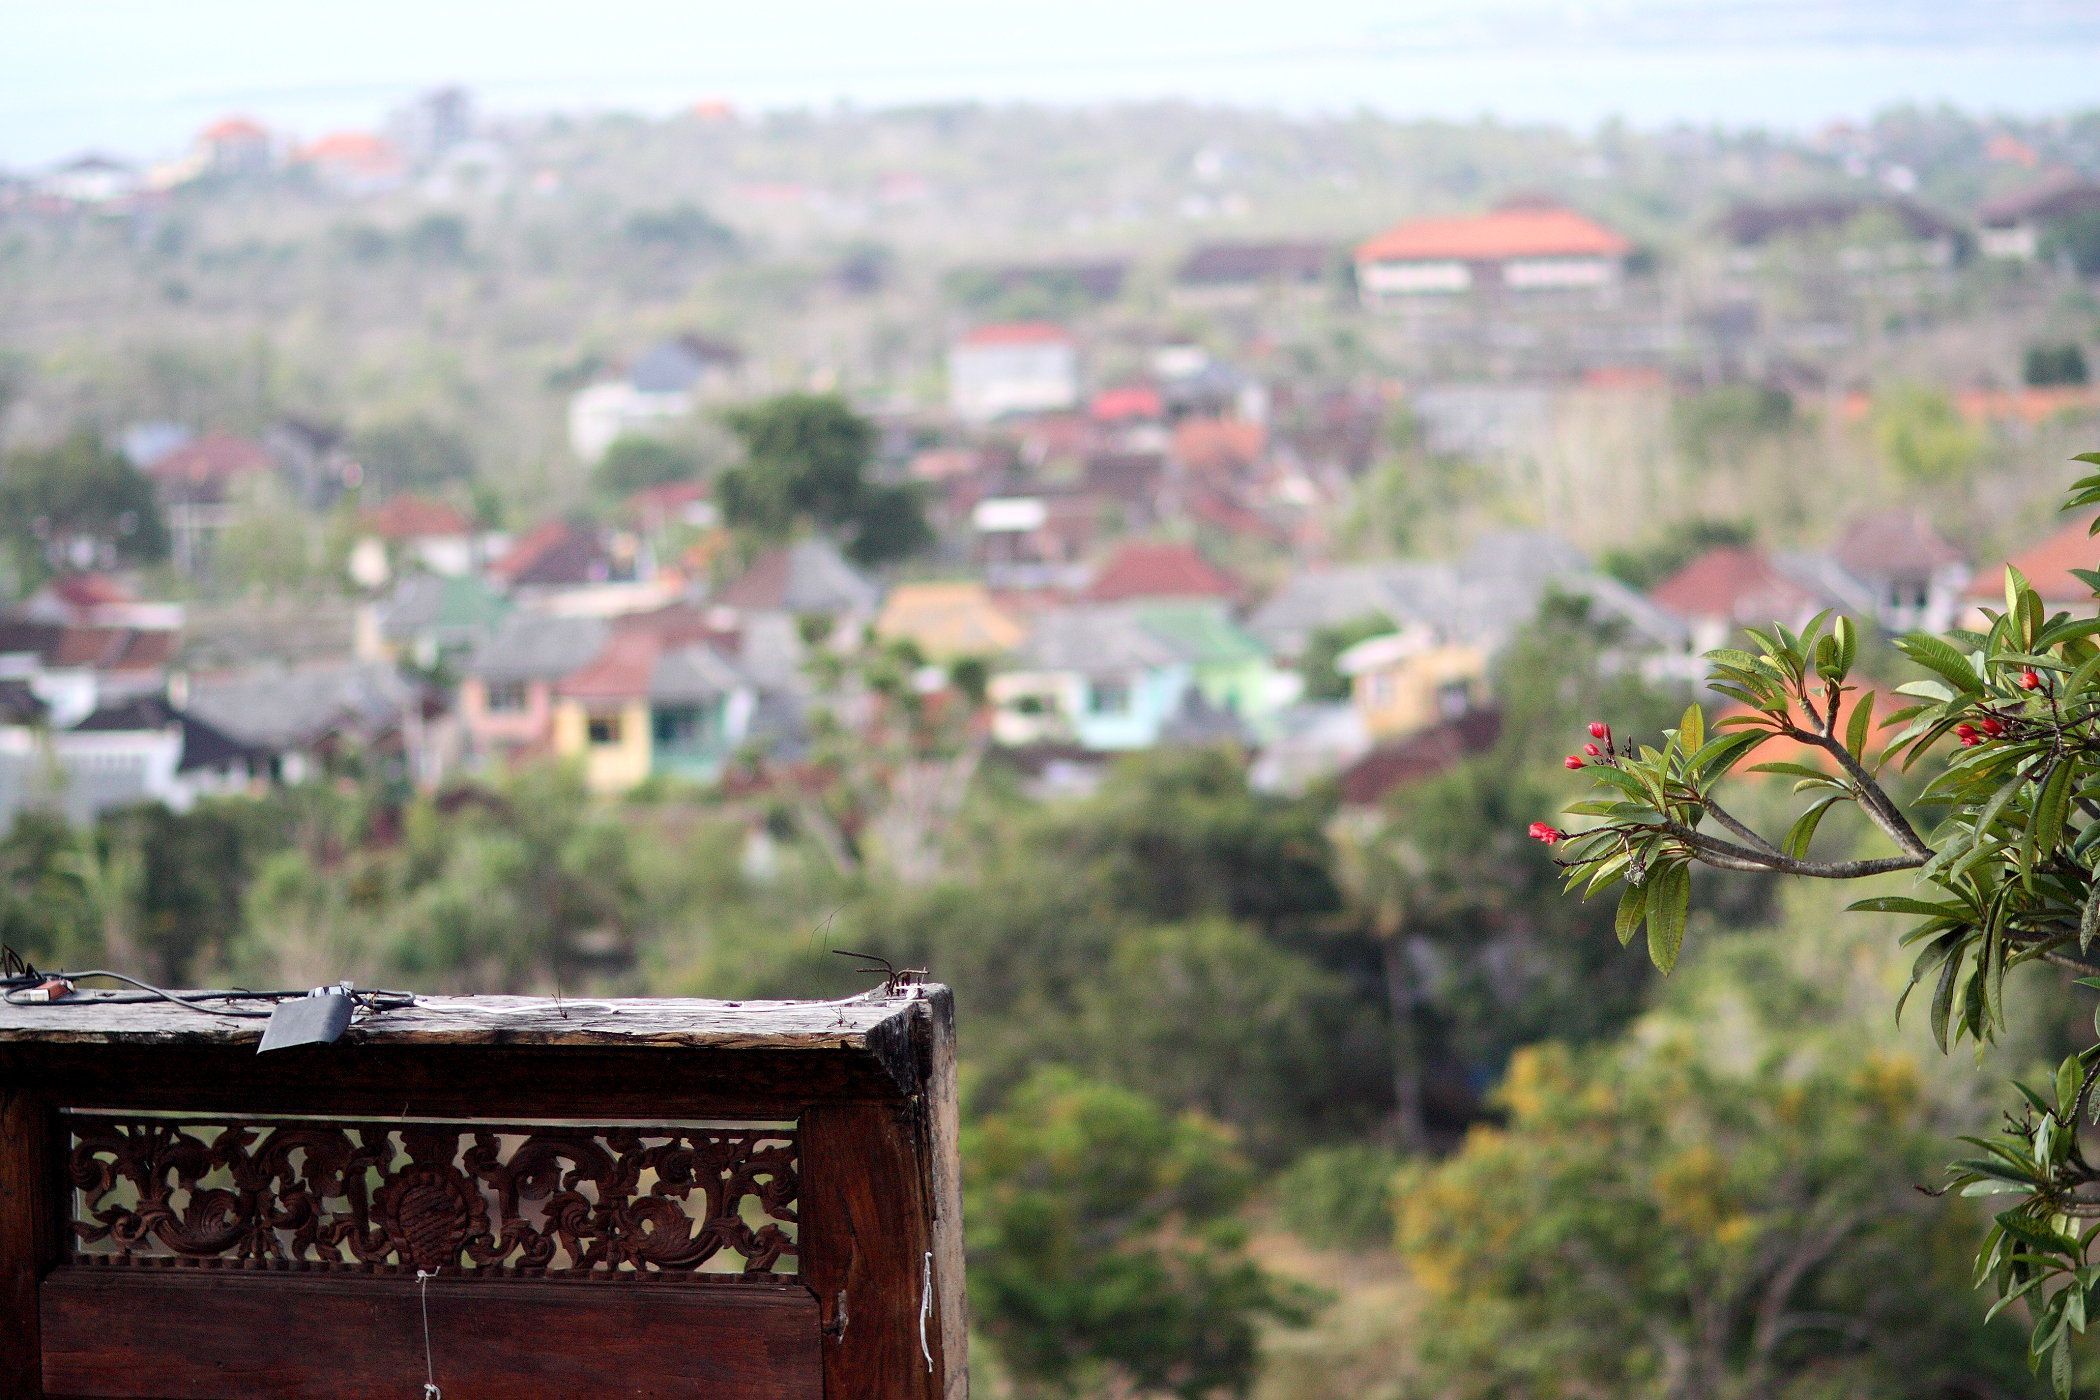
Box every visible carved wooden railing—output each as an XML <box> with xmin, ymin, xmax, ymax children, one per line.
<box><xmin>0</xmin><ymin>990</ymin><xmax>964</xmax><ymax>1398</ymax></box>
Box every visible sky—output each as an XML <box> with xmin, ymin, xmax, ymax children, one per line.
<box><xmin>3</xmin><ymin>0</ymin><xmax>2098</xmax><ymax>169</ymax></box>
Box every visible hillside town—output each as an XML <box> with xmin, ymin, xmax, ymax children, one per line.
<box><xmin>3</xmin><ymin>92</ymin><xmax>2098</xmax><ymax>832</ymax></box>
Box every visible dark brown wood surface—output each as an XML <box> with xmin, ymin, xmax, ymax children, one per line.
<box><xmin>41</xmin><ymin>1269</ymin><xmax>823</xmax><ymax>1398</ymax></box>
<box><xmin>0</xmin><ymin>1086</ymin><xmax>56</xmax><ymax>1397</ymax></box>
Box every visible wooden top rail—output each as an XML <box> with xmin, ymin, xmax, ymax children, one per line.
<box><xmin>0</xmin><ymin>990</ymin><xmax>919</xmax><ymax>1052</ymax></box>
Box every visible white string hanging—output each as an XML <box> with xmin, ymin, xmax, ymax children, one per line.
<box><xmin>416</xmin><ymin>1269</ymin><xmax>442</xmax><ymax>1399</ymax></box>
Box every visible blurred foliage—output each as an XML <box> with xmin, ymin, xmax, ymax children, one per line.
<box><xmin>1871</xmin><ymin>383</ymin><xmax>1984</xmax><ymax>487</ymax></box>
<box><xmin>718</xmin><ymin>392</ymin><xmax>930</xmax><ymax>564</ymax></box>
<box><xmin>0</xmin><ymin>428</ymin><xmax>167</xmax><ymax>582</ymax></box>
<box><xmin>966</xmin><ymin>1067</ymin><xmax>1319</xmax><ymax>1398</ymax></box>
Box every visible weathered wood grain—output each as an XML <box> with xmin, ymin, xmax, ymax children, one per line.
<box><xmin>42</xmin><ymin>1268</ymin><xmax>823</xmax><ymax>1398</ymax></box>
<box><xmin>0</xmin><ymin>1084</ymin><xmax>57</xmax><ymax>1400</ymax></box>
<box><xmin>0</xmin><ymin>991</ymin><xmax>918</xmax><ymax>1050</ymax></box>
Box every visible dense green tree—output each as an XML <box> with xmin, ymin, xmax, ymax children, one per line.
<box><xmin>718</xmin><ymin>394</ymin><xmax>927</xmax><ymax>564</ymax></box>
<box><xmin>1601</xmin><ymin>519</ymin><xmax>1755</xmax><ymax>591</ymax></box>
<box><xmin>0</xmin><ymin>429</ymin><xmax>167</xmax><ymax>580</ymax></box>
<box><xmin>593</xmin><ymin>433</ymin><xmax>702</xmax><ymax>498</ymax></box>
<box><xmin>1298</xmin><ymin>612</ymin><xmax>1393</xmax><ymax>702</ymax></box>
<box><xmin>2027</xmin><ymin>344</ymin><xmax>2092</xmax><ymax>389</ymax></box>
<box><xmin>350</xmin><ymin>415</ymin><xmax>478</xmax><ymax>496</ymax></box>
<box><xmin>1395</xmin><ymin>1038</ymin><xmax>2028</xmax><ymax>1399</ymax></box>
<box><xmin>1871</xmin><ymin>384</ymin><xmax>1984</xmax><ymax>487</ymax></box>
<box><xmin>965</xmin><ymin>1068</ymin><xmax>1316</xmax><ymax>1398</ymax></box>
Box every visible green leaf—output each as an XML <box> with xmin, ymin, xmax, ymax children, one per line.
<box><xmin>1898</xmin><ymin>634</ymin><xmax>1984</xmax><ymax>694</ymax></box>
<box><xmin>1931</xmin><ymin>944</ymin><xmax>1964</xmax><ymax>1054</ymax></box>
<box><xmin>1845</xmin><ymin>690</ymin><xmax>1875</xmax><ymax>761</ymax></box>
<box><xmin>1677</xmin><ymin>702</ymin><xmax>1704</xmax><ymax>754</ymax></box>
<box><xmin>2036</xmin><ymin>761</ymin><xmax>2076</xmax><ymax>864</ymax></box>
<box><xmin>1783</xmin><ymin>794</ymin><xmax>1840</xmax><ymax>860</ymax></box>
<box><xmin>1645</xmin><ymin>864</ymin><xmax>1689</xmax><ymax>974</ymax></box>
<box><xmin>1614</xmin><ymin>881</ymin><xmax>1647</xmax><ymax>948</ymax></box>
<box><xmin>2083</xmin><ymin>886</ymin><xmax>2100</xmax><ymax>955</ymax></box>
<box><xmin>2060</xmin><ymin>1055</ymin><xmax>2085</xmax><ymax>1119</ymax></box>
<box><xmin>1747</xmin><ymin>760</ymin><xmax>1834</xmax><ymax>781</ymax></box>
<box><xmin>1851</xmin><ymin>895</ymin><xmax>1971</xmax><ymax>917</ymax></box>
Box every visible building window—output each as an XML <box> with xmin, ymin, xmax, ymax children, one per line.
<box><xmin>1089</xmin><ymin>679</ymin><xmax>1131</xmax><ymax>716</ymax></box>
<box><xmin>653</xmin><ymin>699</ymin><xmax>723</xmax><ymax>750</ymax></box>
<box><xmin>486</xmin><ymin>682</ymin><xmax>528</xmax><ymax>714</ymax></box>
<box><xmin>1436</xmin><ymin>678</ymin><xmax>1473</xmax><ymax>718</ymax></box>
<box><xmin>587</xmin><ymin>714</ymin><xmax>622</xmax><ymax>746</ymax></box>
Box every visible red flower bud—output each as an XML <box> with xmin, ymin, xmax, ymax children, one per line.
<box><xmin>2021</xmin><ymin>669</ymin><xmax>2043</xmax><ymax>690</ymax></box>
<box><xmin>1588</xmin><ymin>721</ymin><xmax>1609</xmax><ymax>740</ymax></box>
<box><xmin>1564</xmin><ymin>755</ymin><xmax>1585</xmax><ymax>770</ymax></box>
<box><xmin>1955</xmin><ymin>722</ymin><xmax>1978</xmax><ymax>740</ymax></box>
<box><xmin>1528</xmin><ymin>822</ymin><xmax>1565</xmax><ymax>844</ymax></box>
<box><xmin>1960</xmin><ymin>733</ymin><xmax>1982</xmax><ymax>747</ymax></box>
<box><xmin>1584</xmin><ymin>743</ymin><xmax>1602</xmax><ymax>756</ymax></box>
<box><xmin>1980</xmin><ymin>716</ymin><xmax>2006</xmax><ymax>737</ymax></box>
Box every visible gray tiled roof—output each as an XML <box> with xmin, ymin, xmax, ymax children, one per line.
<box><xmin>184</xmin><ymin>661</ymin><xmax>419</xmax><ymax>751</ymax></box>
<box><xmin>651</xmin><ymin>644</ymin><xmax>748</xmax><ymax>704</ymax></box>
<box><xmin>465</xmin><ymin>613</ymin><xmax>609</xmax><ymax>684</ymax></box>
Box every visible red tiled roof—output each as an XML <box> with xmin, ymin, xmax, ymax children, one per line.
<box><xmin>960</xmin><ymin>321</ymin><xmax>1071</xmax><ymax>348</ymax></box>
<box><xmin>626</xmin><ymin>480</ymin><xmax>709</xmax><ymax>514</ymax></box>
<box><xmin>1356</xmin><ymin>206</ymin><xmax>1631</xmax><ymax>264</ymax></box>
<box><xmin>367</xmin><ymin>494</ymin><xmax>470</xmax><ymax>540</ymax></box>
<box><xmin>487</xmin><ymin>520</ymin><xmax>571</xmax><ymax>585</ymax></box>
<box><xmin>148</xmin><ymin>431</ymin><xmax>271</xmax><ymax>487</ymax></box>
<box><xmin>1967</xmin><ymin>519</ymin><xmax>2097</xmax><ymax>603</ymax></box>
<box><xmin>1090</xmin><ymin>385</ymin><xmax>1164</xmax><ymax>422</ymax></box>
<box><xmin>719</xmin><ymin>548</ymin><xmax>791</xmax><ymax>610</ymax></box>
<box><xmin>555</xmin><ymin>629</ymin><xmax>655</xmax><ymax>702</ymax></box>
<box><xmin>1083</xmin><ymin>541</ymin><xmax>1239</xmax><ymax>604</ymax></box>
<box><xmin>47</xmin><ymin>625</ymin><xmax>175</xmax><ymax>674</ymax></box>
<box><xmin>1184</xmin><ymin>482</ymin><xmax>1285</xmax><ymax>545</ymax></box>
<box><xmin>1172</xmin><ymin>418</ymin><xmax>1267</xmax><ymax>475</ymax></box>
<box><xmin>1649</xmin><ymin>547</ymin><xmax>1820</xmax><ymax>623</ymax></box>
<box><xmin>1337</xmin><ymin>710</ymin><xmax>1503</xmax><ymax>808</ymax></box>
<box><xmin>1833</xmin><ymin>510</ymin><xmax>1964</xmax><ymax>578</ymax></box>
<box><xmin>47</xmin><ymin>573</ymin><xmax>134</xmax><ymax>610</ymax></box>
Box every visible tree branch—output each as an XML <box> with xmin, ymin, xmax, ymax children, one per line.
<box><xmin>1699</xmin><ymin>799</ymin><xmax>1782</xmax><ymax>857</ymax></box>
<box><xmin>1783</xmin><ymin>722</ymin><xmax>1933</xmax><ymax>861</ymax></box>
<box><xmin>1655</xmin><ymin>822</ymin><xmax>1927</xmax><ymax>880</ymax></box>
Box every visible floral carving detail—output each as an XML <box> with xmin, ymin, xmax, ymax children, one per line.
<box><xmin>64</xmin><ymin>1113</ymin><xmax>798</xmax><ymax>1278</ymax></box>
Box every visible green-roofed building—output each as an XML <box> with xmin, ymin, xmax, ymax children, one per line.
<box><xmin>1131</xmin><ymin>601</ymin><xmax>1294</xmax><ymax>735</ymax></box>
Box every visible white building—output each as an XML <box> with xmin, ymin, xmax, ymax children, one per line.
<box><xmin>568</xmin><ymin>336</ymin><xmax>743</xmax><ymax>462</ymax></box>
<box><xmin>947</xmin><ymin>323</ymin><xmax>1080</xmax><ymax>422</ymax></box>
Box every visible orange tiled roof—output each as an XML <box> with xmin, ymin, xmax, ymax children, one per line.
<box><xmin>1172</xmin><ymin>417</ymin><xmax>1266</xmax><ymax>475</ymax></box>
<box><xmin>1357</xmin><ymin>206</ymin><xmax>1630</xmax><ymax>264</ymax></box>
<box><xmin>959</xmin><ymin>321</ymin><xmax>1071</xmax><ymax>348</ymax></box>
<box><xmin>1967</xmin><ymin>518</ymin><xmax>2097</xmax><ymax>603</ymax></box>
<box><xmin>367</xmin><ymin>494</ymin><xmax>470</xmax><ymax>540</ymax></box>
<box><xmin>1650</xmin><ymin>547</ymin><xmax>1822</xmax><ymax>624</ymax></box>
<box><xmin>200</xmin><ymin>115</ymin><xmax>268</xmax><ymax>143</ymax></box>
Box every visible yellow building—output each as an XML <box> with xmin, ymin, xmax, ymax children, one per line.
<box><xmin>551</xmin><ymin>694</ymin><xmax>652</xmax><ymax>793</ymax></box>
<box><xmin>874</xmin><ymin>581</ymin><xmax>1025</xmax><ymax>661</ymax></box>
<box><xmin>1336</xmin><ymin>629</ymin><xmax>1486</xmax><ymax>739</ymax></box>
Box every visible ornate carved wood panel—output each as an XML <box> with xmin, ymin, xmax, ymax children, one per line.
<box><xmin>62</xmin><ymin>1111</ymin><xmax>798</xmax><ymax>1279</ymax></box>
